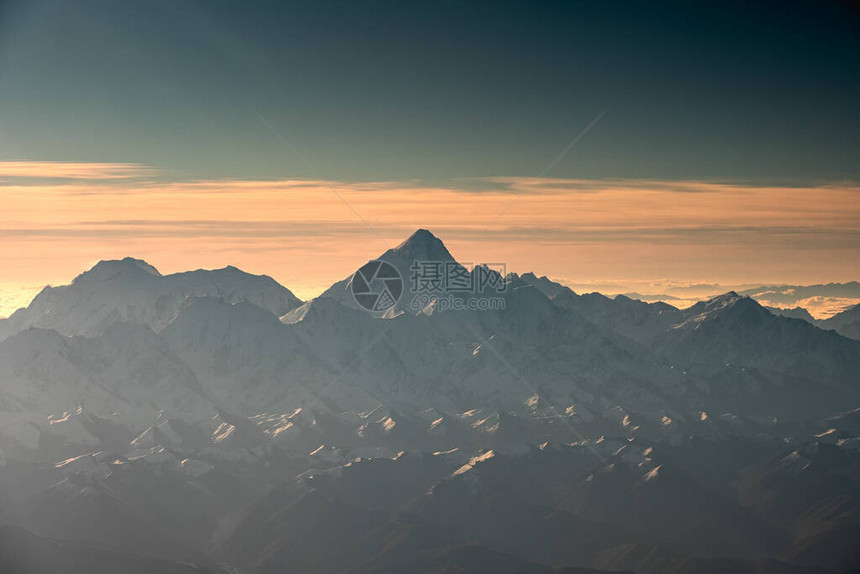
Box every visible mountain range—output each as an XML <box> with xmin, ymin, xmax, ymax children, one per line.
<box><xmin>0</xmin><ymin>229</ymin><xmax>858</xmax><ymax>573</ymax></box>
<box><xmin>765</xmin><ymin>304</ymin><xmax>860</xmax><ymax>342</ymax></box>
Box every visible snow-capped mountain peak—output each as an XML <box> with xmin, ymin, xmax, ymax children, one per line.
<box><xmin>76</xmin><ymin>257</ymin><xmax>163</xmax><ymax>282</ymax></box>
<box><xmin>384</xmin><ymin>228</ymin><xmax>456</xmax><ymax>263</ymax></box>
<box><xmin>0</xmin><ymin>258</ymin><xmax>302</xmax><ymax>339</ymax></box>
<box><xmin>319</xmin><ymin>229</ymin><xmax>464</xmax><ymax>311</ymax></box>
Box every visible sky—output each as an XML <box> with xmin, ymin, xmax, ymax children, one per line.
<box><xmin>0</xmin><ymin>0</ymin><xmax>858</xmax><ymax>316</ymax></box>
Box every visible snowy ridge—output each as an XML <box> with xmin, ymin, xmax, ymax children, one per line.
<box><xmin>1</xmin><ymin>258</ymin><xmax>302</xmax><ymax>339</ymax></box>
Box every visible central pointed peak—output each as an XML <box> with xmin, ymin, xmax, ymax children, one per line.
<box><xmin>318</xmin><ymin>229</ymin><xmax>462</xmax><ymax>311</ymax></box>
<box><xmin>388</xmin><ymin>229</ymin><xmax>455</xmax><ymax>263</ymax></box>
<box><xmin>399</xmin><ymin>228</ymin><xmax>436</xmax><ymax>244</ymax></box>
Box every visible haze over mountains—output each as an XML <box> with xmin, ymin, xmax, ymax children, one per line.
<box><xmin>575</xmin><ymin>283</ymin><xmax>860</xmax><ymax>322</ymax></box>
<box><xmin>0</xmin><ymin>230</ymin><xmax>858</xmax><ymax>573</ymax></box>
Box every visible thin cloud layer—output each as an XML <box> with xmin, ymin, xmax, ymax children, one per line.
<box><xmin>0</xmin><ymin>161</ymin><xmax>154</xmax><ymax>180</ymax></box>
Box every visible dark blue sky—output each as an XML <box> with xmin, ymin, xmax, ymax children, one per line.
<box><xmin>1</xmin><ymin>0</ymin><xmax>858</xmax><ymax>183</ymax></box>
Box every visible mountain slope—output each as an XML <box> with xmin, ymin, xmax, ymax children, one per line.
<box><xmin>1</xmin><ymin>258</ymin><xmax>301</xmax><ymax>339</ymax></box>
<box><xmin>321</xmin><ymin>228</ymin><xmax>466</xmax><ymax>313</ymax></box>
<box><xmin>0</xmin><ymin>525</ymin><xmax>216</xmax><ymax>574</ymax></box>
<box><xmin>1</xmin><ymin>229</ymin><xmax>859</xmax><ymax>573</ymax></box>
<box><xmin>818</xmin><ymin>304</ymin><xmax>860</xmax><ymax>341</ymax></box>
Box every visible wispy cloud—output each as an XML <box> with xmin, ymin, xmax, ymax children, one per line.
<box><xmin>0</xmin><ymin>161</ymin><xmax>154</xmax><ymax>180</ymax></box>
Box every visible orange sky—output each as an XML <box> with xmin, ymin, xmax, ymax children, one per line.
<box><xmin>1</xmin><ymin>161</ymin><xmax>858</xmax><ymax>317</ymax></box>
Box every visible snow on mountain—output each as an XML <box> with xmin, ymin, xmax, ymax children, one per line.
<box><xmin>666</xmin><ymin>293</ymin><xmax>860</xmax><ymax>376</ymax></box>
<box><xmin>511</xmin><ymin>272</ymin><xmax>682</xmax><ymax>346</ymax></box>
<box><xmin>0</xmin><ymin>231</ymin><xmax>859</xmax><ymax>573</ymax></box>
<box><xmin>141</xmin><ymin>235</ymin><xmax>860</xmax><ymax>426</ymax></box>
<box><xmin>320</xmin><ymin>229</ymin><xmax>463</xmax><ymax>312</ymax></box>
<box><xmin>0</xmin><ymin>323</ymin><xmax>215</xmax><ymax>458</ymax></box>
<box><xmin>311</xmin><ymin>242</ymin><xmax>674</xmax><ymax>420</ymax></box>
<box><xmin>386</xmin><ymin>228</ymin><xmax>457</xmax><ymax>263</ymax></box>
<box><xmin>509</xmin><ymin>271</ymin><xmax>574</xmax><ymax>299</ymax></box>
<box><xmin>656</xmin><ymin>293</ymin><xmax>860</xmax><ymax>418</ymax></box>
<box><xmin>502</xmin><ymin>278</ymin><xmax>860</xmax><ymax>419</ymax></box>
<box><xmin>2</xmin><ymin>231</ymin><xmax>858</xmax><ymax>456</ymax></box>
<box><xmin>1</xmin><ymin>258</ymin><xmax>302</xmax><ymax>339</ymax></box>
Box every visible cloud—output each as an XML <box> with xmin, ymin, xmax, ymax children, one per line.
<box><xmin>0</xmin><ymin>161</ymin><xmax>154</xmax><ymax>181</ymax></box>
<box><xmin>759</xmin><ymin>296</ymin><xmax>860</xmax><ymax>320</ymax></box>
